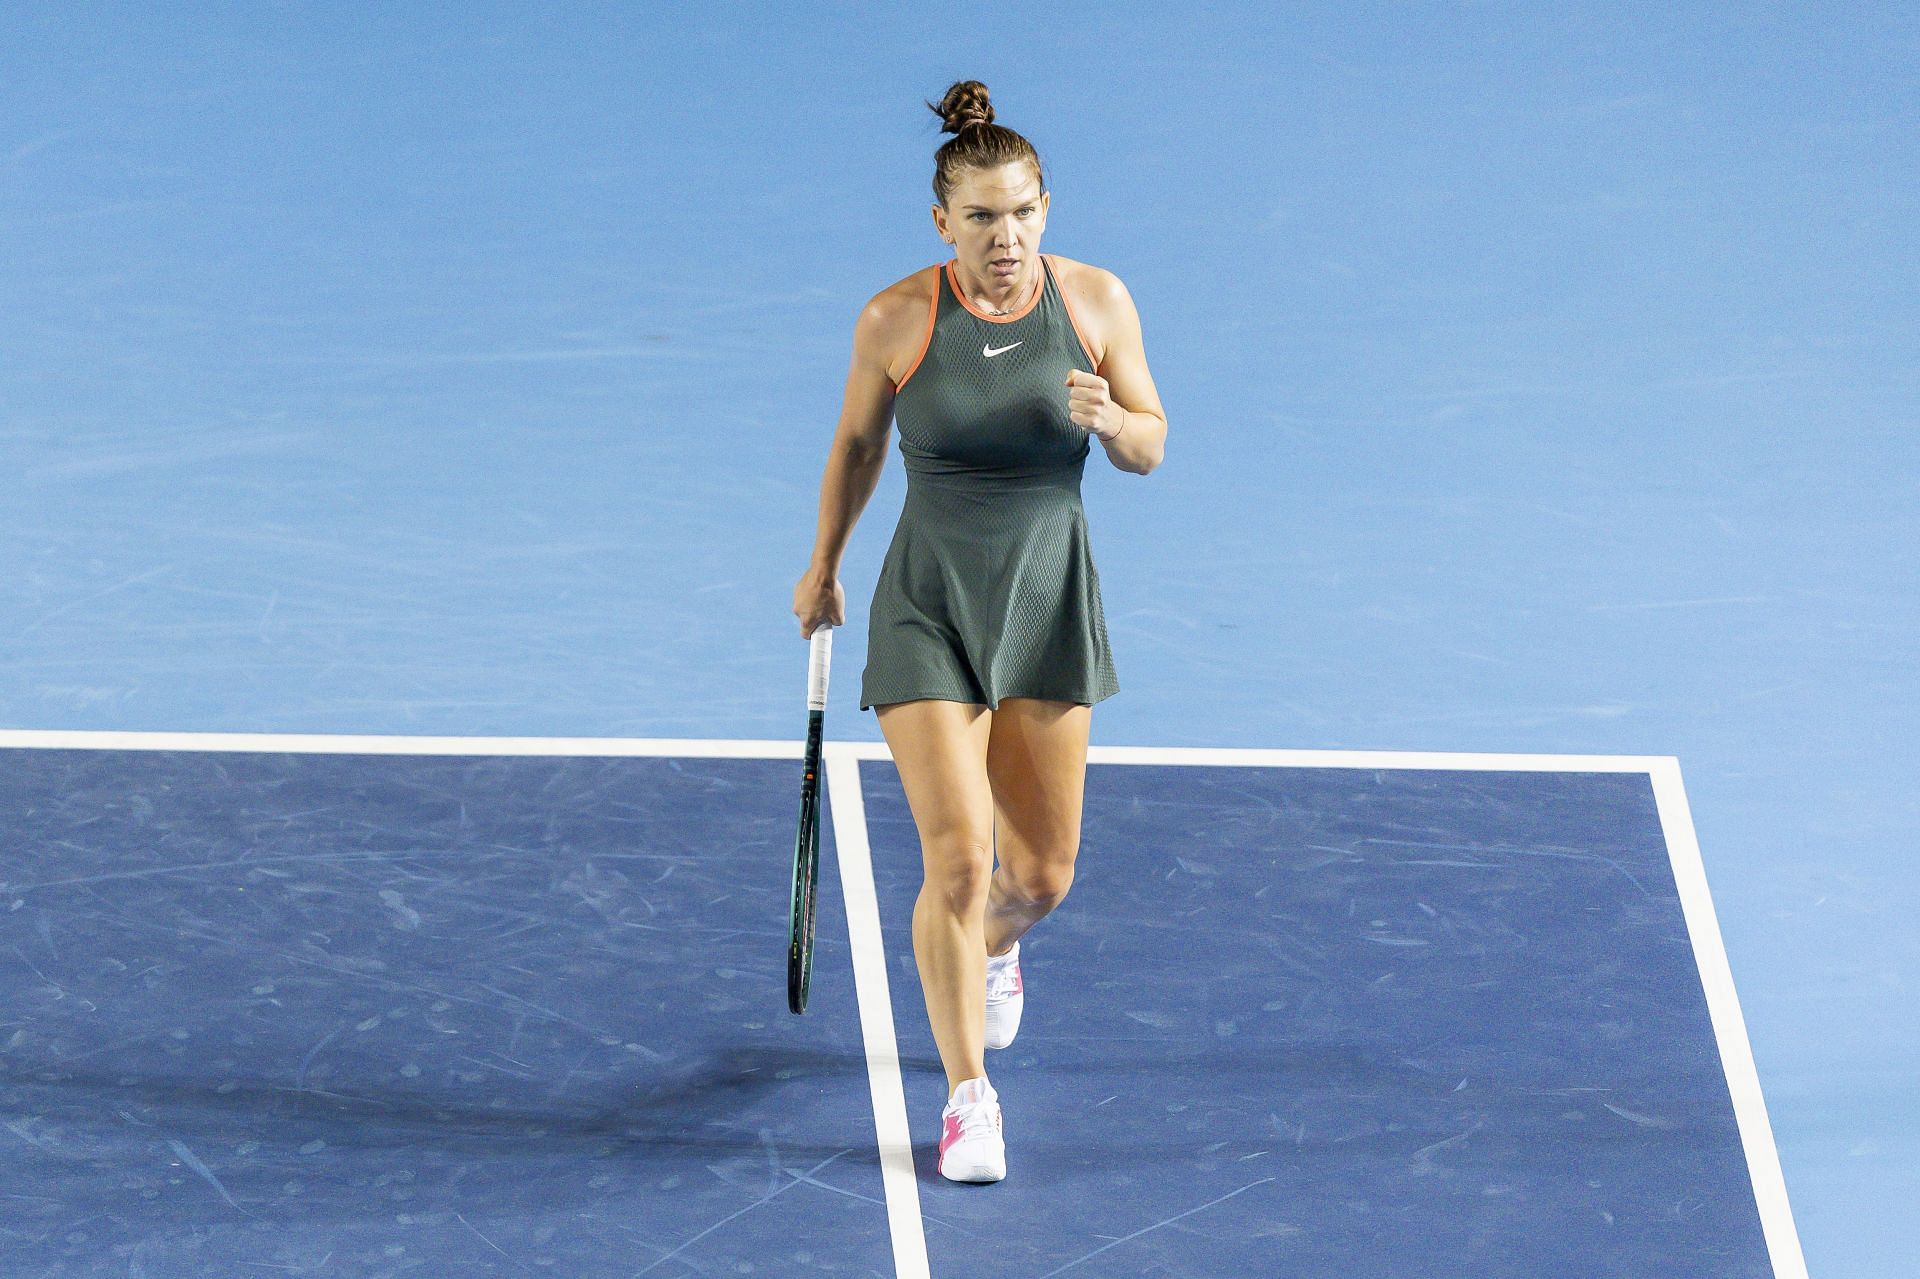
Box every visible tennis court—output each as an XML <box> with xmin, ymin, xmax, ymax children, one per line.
<box><xmin>5</xmin><ymin>4</ymin><xmax>1912</xmax><ymax>1276</ymax></box>
<box><xmin>2</xmin><ymin>731</ymin><xmax>1794</xmax><ymax>1275</ymax></box>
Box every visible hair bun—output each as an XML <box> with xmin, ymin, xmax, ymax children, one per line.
<box><xmin>931</xmin><ymin>79</ymin><xmax>995</xmax><ymax>135</ymax></box>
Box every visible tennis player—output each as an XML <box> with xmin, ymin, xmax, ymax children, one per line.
<box><xmin>792</xmin><ymin>79</ymin><xmax>1167</xmax><ymax>1183</ymax></box>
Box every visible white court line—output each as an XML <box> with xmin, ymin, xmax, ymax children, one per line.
<box><xmin>0</xmin><ymin>729</ymin><xmax>1805</xmax><ymax>1278</ymax></box>
<box><xmin>823</xmin><ymin>743</ymin><xmax>929</xmax><ymax>1279</ymax></box>
<box><xmin>0</xmin><ymin>729</ymin><xmax>1659</xmax><ymax>771</ymax></box>
<box><xmin>0</xmin><ymin>729</ymin><xmax>804</xmax><ymax>758</ymax></box>
<box><xmin>1649</xmin><ymin>758</ymin><xmax>1809</xmax><ymax>1279</ymax></box>
<box><xmin>0</xmin><ymin>726</ymin><xmax>1734</xmax><ymax>792</ymax></box>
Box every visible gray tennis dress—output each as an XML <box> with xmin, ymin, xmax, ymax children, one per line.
<box><xmin>860</xmin><ymin>252</ymin><xmax>1120</xmax><ymax>712</ymax></box>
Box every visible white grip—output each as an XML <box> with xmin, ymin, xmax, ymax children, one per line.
<box><xmin>807</xmin><ymin>626</ymin><xmax>833</xmax><ymax>711</ymax></box>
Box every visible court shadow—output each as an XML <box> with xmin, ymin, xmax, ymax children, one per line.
<box><xmin>0</xmin><ymin>1041</ymin><xmax>896</xmax><ymax>1163</ymax></box>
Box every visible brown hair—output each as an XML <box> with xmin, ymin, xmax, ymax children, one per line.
<box><xmin>925</xmin><ymin>79</ymin><xmax>1046</xmax><ymax>208</ymax></box>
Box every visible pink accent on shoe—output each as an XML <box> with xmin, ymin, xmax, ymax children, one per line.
<box><xmin>940</xmin><ymin>1111</ymin><xmax>963</xmax><ymax>1155</ymax></box>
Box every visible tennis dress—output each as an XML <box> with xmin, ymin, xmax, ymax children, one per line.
<box><xmin>859</xmin><ymin>253</ymin><xmax>1120</xmax><ymax>712</ymax></box>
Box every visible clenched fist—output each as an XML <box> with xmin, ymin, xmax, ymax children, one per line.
<box><xmin>1064</xmin><ymin>369</ymin><xmax>1124</xmax><ymax>441</ymax></box>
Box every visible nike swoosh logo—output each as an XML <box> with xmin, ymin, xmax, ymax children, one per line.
<box><xmin>983</xmin><ymin>341</ymin><xmax>1023</xmax><ymax>358</ymax></box>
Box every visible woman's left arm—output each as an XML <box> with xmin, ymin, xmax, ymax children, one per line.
<box><xmin>1063</xmin><ymin>269</ymin><xmax>1167</xmax><ymax>475</ymax></box>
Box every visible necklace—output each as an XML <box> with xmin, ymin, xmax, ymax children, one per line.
<box><xmin>970</xmin><ymin>268</ymin><xmax>1038</xmax><ymax>316</ymax></box>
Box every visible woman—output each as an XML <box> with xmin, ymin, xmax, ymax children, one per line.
<box><xmin>791</xmin><ymin>80</ymin><xmax>1167</xmax><ymax>1183</ymax></box>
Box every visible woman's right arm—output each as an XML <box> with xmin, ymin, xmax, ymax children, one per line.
<box><xmin>794</xmin><ymin>295</ymin><xmax>902</xmax><ymax>636</ymax></box>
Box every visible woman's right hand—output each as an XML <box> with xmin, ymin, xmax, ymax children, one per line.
<box><xmin>793</xmin><ymin>565</ymin><xmax>846</xmax><ymax>638</ymax></box>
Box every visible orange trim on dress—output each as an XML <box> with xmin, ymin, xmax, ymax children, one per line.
<box><xmin>893</xmin><ymin>264</ymin><xmax>942</xmax><ymax>392</ymax></box>
<box><xmin>1046</xmin><ymin>254</ymin><xmax>1101</xmax><ymax>373</ymax></box>
<box><xmin>944</xmin><ymin>257</ymin><xmax>1044</xmax><ymax>324</ymax></box>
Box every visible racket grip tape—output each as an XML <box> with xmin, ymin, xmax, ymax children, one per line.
<box><xmin>808</xmin><ymin>626</ymin><xmax>833</xmax><ymax>711</ymax></box>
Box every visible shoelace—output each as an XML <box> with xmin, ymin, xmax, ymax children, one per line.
<box><xmin>950</xmin><ymin>1098</ymin><xmax>1000</xmax><ymax>1142</ymax></box>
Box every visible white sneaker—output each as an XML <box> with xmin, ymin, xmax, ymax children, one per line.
<box><xmin>938</xmin><ymin>1077</ymin><xmax>1005</xmax><ymax>1183</ymax></box>
<box><xmin>984</xmin><ymin>941</ymin><xmax>1024</xmax><ymax>1050</ymax></box>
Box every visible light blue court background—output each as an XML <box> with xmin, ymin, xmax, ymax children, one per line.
<box><xmin>0</xmin><ymin>2</ymin><xmax>1912</xmax><ymax>1274</ymax></box>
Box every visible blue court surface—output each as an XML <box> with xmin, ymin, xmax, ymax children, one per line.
<box><xmin>1</xmin><ymin>731</ymin><xmax>1800</xmax><ymax>1277</ymax></box>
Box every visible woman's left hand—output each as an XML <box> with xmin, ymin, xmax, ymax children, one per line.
<box><xmin>1064</xmin><ymin>369</ymin><xmax>1122</xmax><ymax>441</ymax></box>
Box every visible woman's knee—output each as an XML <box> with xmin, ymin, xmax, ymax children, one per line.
<box><xmin>922</xmin><ymin>835</ymin><xmax>994</xmax><ymax>914</ymax></box>
<box><xmin>1001</xmin><ymin>853</ymin><xmax>1077</xmax><ymax>912</ymax></box>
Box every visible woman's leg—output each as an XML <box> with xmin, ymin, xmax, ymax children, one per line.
<box><xmin>983</xmin><ymin>698</ymin><xmax>1092</xmax><ymax>958</ymax></box>
<box><xmin>874</xmin><ymin>697</ymin><xmax>996</xmax><ymax>1095</ymax></box>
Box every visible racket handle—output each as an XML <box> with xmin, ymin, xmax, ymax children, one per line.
<box><xmin>808</xmin><ymin>625</ymin><xmax>833</xmax><ymax>711</ymax></box>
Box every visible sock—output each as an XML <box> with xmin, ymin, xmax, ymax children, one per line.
<box><xmin>950</xmin><ymin>1076</ymin><xmax>993</xmax><ymax>1107</ymax></box>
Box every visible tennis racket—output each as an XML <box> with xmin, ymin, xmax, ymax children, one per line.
<box><xmin>788</xmin><ymin>624</ymin><xmax>832</xmax><ymax>1014</ymax></box>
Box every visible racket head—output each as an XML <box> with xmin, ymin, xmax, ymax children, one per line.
<box><xmin>787</xmin><ymin>785</ymin><xmax>821</xmax><ymax>1013</ymax></box>
<box><xmin>788</xmin><ymin>702</ymin><xmax>826</xmax><ymax>1014</ymax></box>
